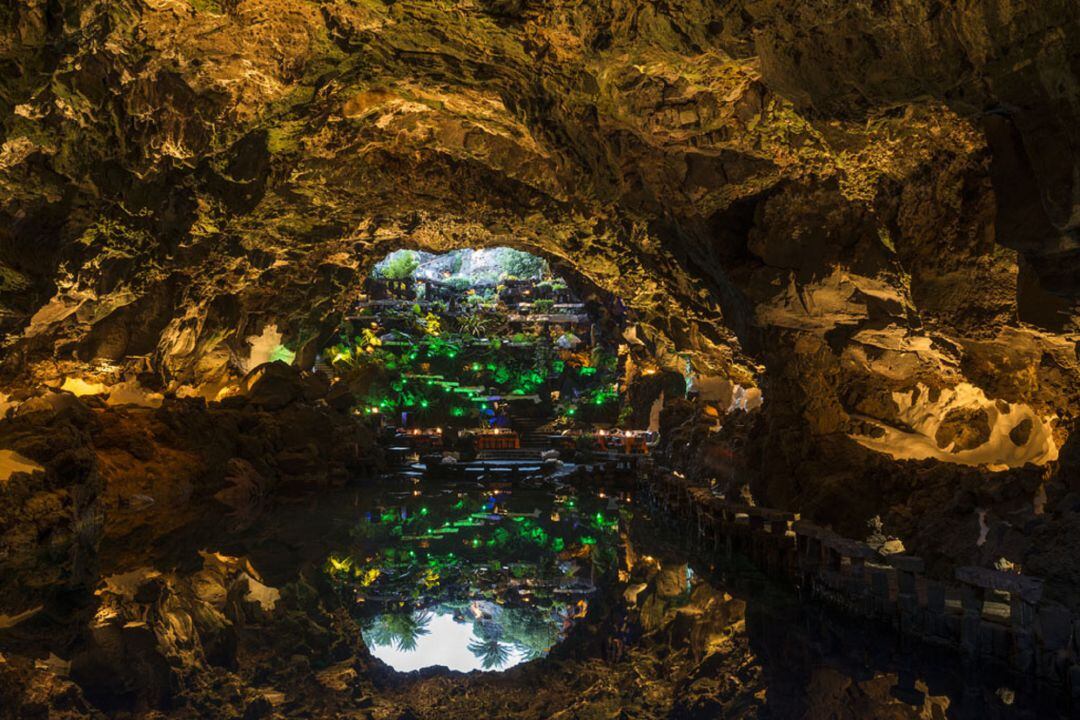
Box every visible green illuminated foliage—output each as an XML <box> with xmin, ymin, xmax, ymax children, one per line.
<box><xmin>377</xmin><ymin>250</ymin><xmax>420</xmax><ymax>280</ymax></box>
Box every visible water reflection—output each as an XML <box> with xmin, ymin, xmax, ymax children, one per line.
<box><xmin>364</xmin><ymin>608</ymin><xmax>532</xmax><ymax>672</ymax></box>
<box><xmin>363</xmin><ymin>598</ymin><xmax>579</xmax><ymax>671</ymax></box>
<box><xmin>329</xmin><ymin>479</ymin><xmax>621</xmax><ymax>672</ymax></box>
<box><xmin>303</xmin><ymin>470</ymin><xmax>1063</xmax><ymax>713</ymax></box>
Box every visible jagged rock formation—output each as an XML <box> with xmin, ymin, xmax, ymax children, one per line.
<box><xmin>2</xmin><ymin>0</ymin><xmax>1080</xmax><ymax>661</ymax></box>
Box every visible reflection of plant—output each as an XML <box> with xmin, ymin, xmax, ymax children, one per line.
<box><xmin>468</xmin><ymin>620</ymin><xmax>512</xmax><ymax>669</ymax></box>
<box><xmin>366</xmin><ymin>609</ymin><xmax>433</xmax><ymax>652</ymax></box>
<box><xmin>502</xmin><ymin>607</ymin><xmax>560</xmax><ymax>660</ymax></box>
<box><xmin>468</xmin><ymin>637</ymin><xmax>512</xmax><ymax>670</ymax></box>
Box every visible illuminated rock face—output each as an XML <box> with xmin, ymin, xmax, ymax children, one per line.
<box><xmin>851</xmin><ymin>382</ymin><xmax>1058</xmax><ymax>471</ymax></box>
<box><xmin>1</xmin><ymin>2</ymin><xmax>1079</xmax><ymax>604</ymax></box>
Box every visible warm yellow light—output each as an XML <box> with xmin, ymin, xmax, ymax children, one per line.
<box><xmin>60</xmin><ymin>377</ymin><xmax>107</xmax><ymax>396</ymax></box>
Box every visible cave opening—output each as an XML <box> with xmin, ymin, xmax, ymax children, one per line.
<box><xmin>320</xmin><ymin>246</ymin><xmax>630</xmax><ymax>435</ymax></box>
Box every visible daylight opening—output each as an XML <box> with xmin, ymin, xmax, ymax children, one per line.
<box><xmin>319</xmin><ymin>247</ymin><xmax>632</xmax><ymax>438</ymax></box>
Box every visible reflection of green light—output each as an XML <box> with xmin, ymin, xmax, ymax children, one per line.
<box><xmin>581</xmin><ymin>536</ymin><xmax>596</xmax><ymax>545</ymax></box>
<box><xmin>472</xmin><ymin>363</ymin><xmax>481</xmax><ymax>371</ymax></box>
<box><xmin>420</xmin><ymin>507</ymin><xmax>429</xmax><ymax>516</ymax></box>
<box><xmin>567</xmin><ymin>408</ymin><xmax>576</xmax><ymax>416</ymax></box>
<box><xmin>451</xmin><ymin>407</ymin><xmax>465</xmax><ymax>417</ymax></box>
<box><xmin>420</xmin><ymin>399</ymin><xmax>429</xmax><ymax>408</ymax></box>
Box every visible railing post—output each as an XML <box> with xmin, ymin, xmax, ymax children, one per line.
<box><xmin>888</xmin><ymin>556</ymin><xmax>925</xmax><ymax>635</ymax></box>
<box><xmin>960</xmin><ymin>583</ymin><xmax>985</xmax><ymax>659</ymax></box>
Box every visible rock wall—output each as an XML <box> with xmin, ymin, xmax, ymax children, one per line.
<box><xmin>0</xmin><ymin>362</ymin><xmax>381</xmax><ymax>618</ymax></box>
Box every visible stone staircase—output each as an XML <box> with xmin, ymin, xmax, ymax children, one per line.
<box><xmin>509</xmin><ymin>415</ymin><xmax>550</xmax><ymax>449</ymax></box>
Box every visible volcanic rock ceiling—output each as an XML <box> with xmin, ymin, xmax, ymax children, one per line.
<box><xmin>2</xmin><ymin>2</ymin><xmax>1080</xmax><ymax>556</ymax></box>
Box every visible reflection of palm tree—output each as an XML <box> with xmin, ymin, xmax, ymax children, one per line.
<box><xmin>366</xmin><ymin>610</ymin><xmax>433</xmax><ymax>652</ymax></box>
<box><xmin>501</xmin><ymin>607</ymin><xmax>559</xmax><ymax>660</ymax></box>
<box><xmin>468</xmin><ymin>618</ymin><xmax>512</xmax><ymax>669</ymax></box>
<box><xmin>467</xmin><ymin>637</ymin><xmax>513</xmax><ymax>669</ymax></box>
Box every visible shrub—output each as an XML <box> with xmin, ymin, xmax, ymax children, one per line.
<box><xmin>378</xmin><ymin>251</ymin><xmax>419</xmax><ymax>280</ymax></box>
<box><xmin>498</xmin><ymin>249</ymin><xmax>547</xmax><ymax>279</ymax></box>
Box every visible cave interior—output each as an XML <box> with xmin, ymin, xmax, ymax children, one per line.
<box><xmin>2</xmin><ymin>1</ymin><xmax>1080</xmax><ymax>718</ymax></box>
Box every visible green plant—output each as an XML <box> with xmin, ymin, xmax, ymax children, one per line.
<box><xmin>359</xmin><ymin>327</ymin><xmax>382</xmax><ymax>349</ymax></box>
<box><xmin>422</xmin><ymin>312</ymin><xmax>441</xmax><ymax>336</ymax></box>
<box><xmin>458</xmin><ymin>312</ymin><xmax>492</xmax><ymax>337</ymax></box>
<box><xmin>447</xmin><ymin>252</ymin><xmax>464</xmax><ymax>275</ymax></box>
<box><xmin>498</xmin><ymin>249</ymin><xmax>547</xmax><ymax>279</ymax></box>
<box><xmin>379</xmin><ymin>251</ymin><xmax>419</xmax><ymax>280</ymax></box>
<box><xmin>531</xmin><ymin>299</ymin><xmax>554</xmax><ymax>314</ymax></box>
